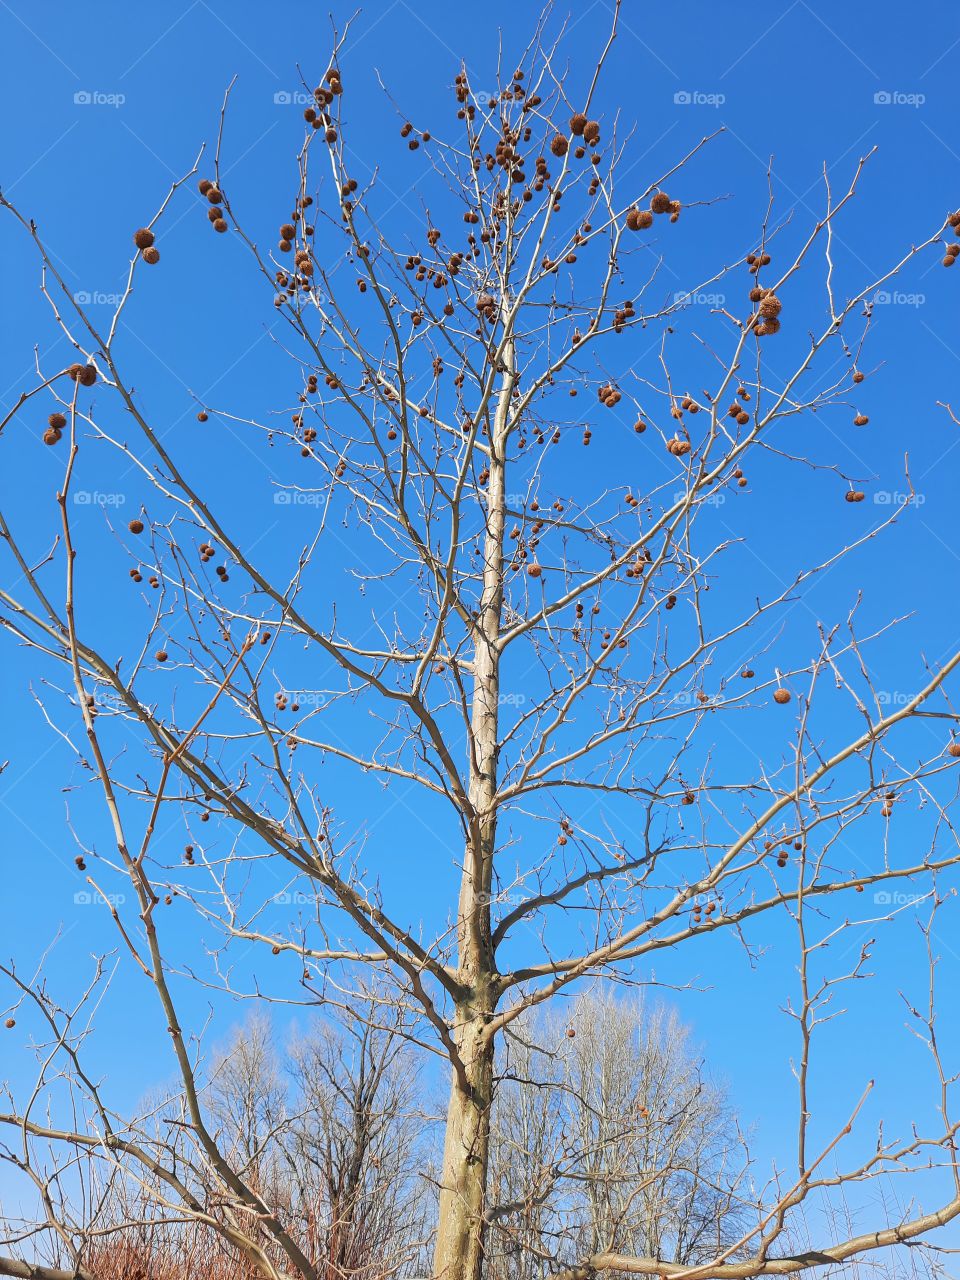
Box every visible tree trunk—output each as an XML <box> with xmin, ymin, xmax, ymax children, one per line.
<box><xmin>434</xmin><ymin>1006</ymin><xmax>496</xmax><ymax>1280</ymax></box>
<box><xmin>434</xmin><ymin>305</ymin><xmax>515</xmax><ymax>1280</ymax></box>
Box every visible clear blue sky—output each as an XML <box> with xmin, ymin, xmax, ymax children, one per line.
<box><xmin>2</xmin><ymin>0</ymin><xmax>960</xmax><ymax>1246</ymax></box>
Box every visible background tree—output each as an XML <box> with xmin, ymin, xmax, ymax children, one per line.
<box><xmin>487</xmin><ymin>990</ymin><xmax>749</xmax><ymax>1279</ymax></box>
<box><xmin>2</xmin><ymin>6</ymin><xmax>960</xmax><ymax>1280</ymax></box>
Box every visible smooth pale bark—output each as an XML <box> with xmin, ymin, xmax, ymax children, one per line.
<box><xmin>433</xmin><ymin>313</ymin><xmax>515</xmax><ymax>1280</ymax></box>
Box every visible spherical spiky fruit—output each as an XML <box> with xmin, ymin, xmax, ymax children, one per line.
<box><xmin>949</xmin><ymin>742</ymin><xmax>960</xmax><ymax>758</ymax></box>
<box><xmin>128</xmin><ymin>519</ymin><xmax>144</xmax><ymax>535</ymax></box>
<box><xmin>142</xmin><ymin>247</ymin><xmax>160</xmax><ymax>264</ymax></box>
<box><xmin>213</xmin><ymin>219</ymin><xmax>228</xmax><ymax>233</ymax></box>
<box><xmin>527</xmin><ymin>563</ymin><xmax>543</xmax><ymax>578</ymax></box>
<box><xmin>77</xmin><ymin>364</ymin><xmax>97</xmax><ymax>386</ymax></box>
<box><xmin>582</xmin><ymin>120</ymin><xmax>601</xmax><ymax>146</ymax></box>
<box><xmin>550</xmin><ymin>133</ymin><xmax>568</xmax><ymax>157</ymax></box>
<box><xmin>853</xmin><ymin>413</ymin><xmax>869</xmax><ymax>426</ymax></box>
<box><xmin>280</xmin><ymin>223</ymin><xmax>296</xmax><ymax>240</ymax></box>
<box><xmin>650</xmin><ymin>191</ymin><xmax>672</xmax><ymax>214</ymax></box>
<box><xmin>570</xmin><ymin>112</ymin><xmax>587</xmax><ymax>136</ymax></box>
<box><xmin>759</xmin><ymin>294</ymin><xmax>782</xmax><ymax>318</ymax></box>
<box><xmin>198</xmin><ymin>179</ymin><xmax>213</xmax><ymax>195</ymax></box>
<box><xmin>133</xmin><ymin>227</ymin><xmax>155</xmax><ymax>249</ymax></box>
<box><xmin>773</xmin><ymin>688</ymin><xmax>791</xmax><ymax>705</ymax></box>
<box><xmin>845</xmin><ymin>490</ymin><xmax>865</xmax><ymax>503</ymax></box>
<box><xmin>48</xmin><ymin>412</ymin><xmax>66</xmax><ymax>429</ymax></box>
<box><xmin>42</xmin><ymin>427</ymin><xmax>61</xmax><ymax>446</ymax></box>
<box><xmin>4</xmin><ymin>1019</ymin><xmax>14</xmax><ymax>1030</ymax></box>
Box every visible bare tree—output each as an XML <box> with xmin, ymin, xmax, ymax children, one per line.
<box><xmin>2</xmin><ymin>6</ymin><xmax>960</xmax><ymax>1280</ymax></box>
<box><xmin>487</xmin><ymin>990</ymin><xmax>749</xmax><ymax>1279</ymax></box>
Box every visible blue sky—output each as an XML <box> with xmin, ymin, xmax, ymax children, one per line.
<box><xmin>2</xmin><ymin>0</ymin><xmax>960</xmax><ymax>1252</ymax></box>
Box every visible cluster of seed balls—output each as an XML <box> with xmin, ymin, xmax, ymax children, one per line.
<box><xmin>303</xmin><ymin>67</ymin><xmax>344</xmax><ymax>143</ymax></box>
<box><xmin>133</xmin><ymin>226</ymin><xmax>160</xmax><ymax>264</ymax></box>
<box><xmin>943</xmin><ymin>211</ymin><xmax>960</xmax><ymax>266</ymax></box>
<box><xmin>42</xmin><ymin>363</ymin><xmax>97</xmax><ymax>445</ymax></box>
<box><xmin>625</xmin><ymin>188</ymin><xmax>680</xmax><ymax>230</ymax></box>
<box><xmin>197</xmin><ymin>179</ymin><xmax>229</xmax><ymax>235</ymax></box>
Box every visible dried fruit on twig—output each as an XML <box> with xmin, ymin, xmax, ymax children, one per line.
<box><xmin>773</xmin><ymin>688</ymin><xmax>791</xmax><ymax>705</ymax></box>
<box><xmin>133</xmin><ymin>228</ymin><xmax>155</xmax><ymax>249</ymax></box>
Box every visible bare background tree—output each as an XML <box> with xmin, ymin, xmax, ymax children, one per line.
<box><xmin>487</xmin><ymin>990</ymin><xmax>749</xmax><ymax>1280</ymax></box>
<box><xmin>2</xmin><ymin>5</ymin><xmax>960</xmax><ymax>1280</ymax></box>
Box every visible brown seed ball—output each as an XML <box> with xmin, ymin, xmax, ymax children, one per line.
<box><xmin>948</xmin><ymin>244</ymin><xmax>960</xmax><ymax>258</ymax></box>
<box><xmin>213</xmin><ymin>219</ymin><xmax>228</xmax><ymax>233</ymax></box>
<box><xmin>759</xmin><ymin>294</ymin><xmax>782</xmax><ymax>318</ymax></box>
<box><xmin>570</xmin><ymin>112</ymin><xmax>587</xmax><ymax>136</ymax></box>
<box><xmin>207</xmin><ymin>207</ymin><xmax>221</xmax><ymax>223</ymax></box>
<box><xmin>948</xmin><ymin>743</ymin><xmax>960</xmax><ymax>758</ymax></box>
<box><xmin>155</xmin><ymin>649</ymin><xmax>168</xmax><ymax>662</ymax></box>
<box><xmin>128</xmin><ymin>519</ymin><xmax>144</xmax><ymax>534</ymax></box>
<box><xmin>280</xmin><ymin>223</ymin><xmax>296</xmax><ymax>240</ymax></box>
<box><xmin>4</xmin><ymin>1019</ymin><xmax>14</xmax><ymax>1029</ymax></box>
<box><xmin>142</xmin><ymin>246</ymin><xmax>160</xmax><ymax>265</ymax></box>
<box><xmin>773</xmin><ymin>688</ymin><xmax>791</xmax><ymax>705</ymax></box>
<box><xmin>853</xmin><ymin>414</ymin><xmax>869</xmax><ymax>426</ymax></box>
<box><xmin>198</xmin><ymin>179</ymin><xmax>213</xmax><ymax>195</ymax></box>
<box><xmin>845</xmin><ymin>490</ymin><xmax>865</xmax><ymax>503</ymax></box>
<box><xmin>207</xmin><ymin>188</ymin><xmax>223</xmax><ymax>205</ymax></box>
<box><xmin>550</xmin><ymin>133</ymin><xmax>568</xmax><ymax>157</ymax></box>
<box><xmin>527</xmin><ymin>563</ymin><xmax>543</xmax><ymax>579</ymax></box>
<box><xmin>650</xmin><ymin>191</ymin><xmax>672</xmax><ymax>214</ymax></box>
<box><xmin>943</xmin><ymin>255</ymin><xmax>956</xmax><ymax>268</ymax></box>
<box><xmin>197</xmin><ymin>411</ymin><xmax>208</xmax><ymax>422</ymax></box>
<box><xmin>78</xmin><ymin>364</ymin><xmax>97</xmax><ymax>385</ymax></box>
<box><xmin>279</xmin><ymin>239</ymin><xmax>292</xmax><ymax>253</ymax></box>
<box><xmin>582</xmin><ymin>120</ymin><xmax>600</xmax><ymax>145</ymax></box>
<box><xmin>133</xmin><ymin>228</ymin><xmax>155</xmax><ymax>249</ymax></box>
<box><xmin>48</xmin><ymin>412</ymin><xmax>67</xmax><ymax>429</ymax></box>
<box><xmin>42</xmin><ymin>427</ymin><xmax>62</xmax><ymax>446</ymax></box>
<box><xmin>852</xmin><ymin>370</ymin><xmax>865</xmax><ymax>383</ymax></box>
